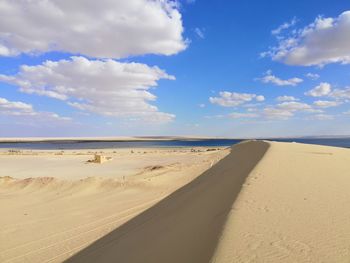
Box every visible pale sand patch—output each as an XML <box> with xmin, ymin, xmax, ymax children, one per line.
<box><xmin>0</xmin><ymin>147</ymin><xmax>224</xmax><ymax>180</ymax></box>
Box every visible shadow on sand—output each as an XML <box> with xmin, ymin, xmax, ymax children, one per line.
<box><xmin>65</xmin><ymin>141</ymin><xmax>269</xmax><ymax>263</ymax></box>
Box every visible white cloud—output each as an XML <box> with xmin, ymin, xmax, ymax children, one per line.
<box><xmin>228</xmin><ymin>112</ymin><xmax>258</xmax><ymax>119</ymax></box>
<box><xmin>209</xmin><ymin>96</ymin><xmax>329</xmax><ymax>122</ymax></box>
<box><xmin>263</xmin><ymin>101</ymin><xmax>320</xmax><ymax>120</ymax></box>
<box><xmin>263</xmin><ymin>107</ymin><xmax>294</xmax><ymax>120</ymax></box>
<box><xmin>204</xmin><ymin>114</ymin><xmax>225</xmax><ymax>119</ymax></box>
<box><xmin>0</xmin><ymin>97</ymin><xmax>70</xmax><ymax>121</ymax></box>
<box><xmin>265</xmin><ymin>11</ymin><xmax>350</xmax><ymax>66</ymax></box>
<box><xmin>277</xmin><ymin>101</ymin><xmax>313</xmax><ymax>111</ymax></box>
<box><xmin>255</xmin><ymin>95</ymin><xmax>265</xmax><ymax>102</ymax></box>
<box><xmin>305</xmin><ymin>82</ymin><xmax>332</xmax><ymax>97</ymax></box>
<box><xmin>305</xmin><ymin>73</ymin><xmax>320</xmax><ymax>80</ymax></box>
<box><xmin>194</xmin><ymin>28</ymin><xmax>205</xmax><ymax>39</ymax></box>
<box><xmin>198</xmin><ymin>103</ymin><xmax>206</xmax><ymax>108</ymax></box>
<box><xmin>0</xmin><ymin>0</ymin><xmax>187</xmax><ymax>58</ymax></box>
<box><xmin>209</xmin><ymin>91</ymin><xmax>265</xmax><ymax>107</ymax></box>
<box><xmin>0</xmin><ymin>97</ymin><xmax>33</xmax><ymax>112</ymax></box>
<box><xmin>305</xmin><ymin>82</ymin><xmax>350</xmax><ymax>103</ymax></box>
<box><xmin>276</xmin><ymin>96</ymin><xmax>298</xmax><ymax>102</ymax></box>
<box><xmin>0</xmin><ymin>56</ymin><xmax>175</xmax><ymax>122</ymax></box>
<box><xmin>307</xmin><ymin>114</ymin><xmax>334</xmax><ymax>120</ymax></box>
<box><xmin>330</xmin><ymin>87</ymin><xmax>350</xmax><ymax>100</ymax></box>
<box><xmin>259</xmin><ymin>70</ymin><xmax>303</xmax><ymax>86</ymax></box>
<box><xmin>247</xmin><ymin>108</ymin><xmax>258</xmax><ymax>112</ymax></box>
<box><xmin>313</xmin><ymin>100</ymin><xmax>341</xmax><ymax>108</ymax></box>
<box><xmin>271</xmin><ymin>17</ymin><xmax>297</xmax><ymax>35</ymax></box>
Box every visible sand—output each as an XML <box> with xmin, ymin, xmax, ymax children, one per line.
<box><xmin>1</xmin><ymin>141</ymin><xmax>350</xmax><ymax>262</ymax></box>
<box><xmin>0</xmin><ymin>147</ymin><xmax>228</xmax><ymax>263</ymax></box>
<box><xmin>212</xmin><ymin>141</ymin><xmax>350</xmax><ymax>262</ymax></box>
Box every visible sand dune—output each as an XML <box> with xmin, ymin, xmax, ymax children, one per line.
<box><xmin>66</xmin><ymin>141</ymin><xmax>350</xmax><ymax>263</ymax></box>
<box><xmin>1</xmin><ymin>141</ymin><xmax>350</xmax><ymax>262</ymax></box>
<box><xmin>65</xmin><ymin>140</ymin><xmax>269</xmax><ymax>263</ymax></box>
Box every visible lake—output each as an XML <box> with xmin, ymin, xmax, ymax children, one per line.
<box><xmin>0</xmin><ymin>138</ymin><xmax>349</xmax><ymax>150</ymax></box>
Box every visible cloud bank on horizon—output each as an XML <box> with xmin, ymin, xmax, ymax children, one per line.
<box><xmin>0</xmin><ymin>0</ymin><xmax>350</xmax><ymax>137</ymax></box>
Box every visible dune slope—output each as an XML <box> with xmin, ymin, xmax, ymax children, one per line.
<box><xmin>65</xmin><ymin>141</ymin><xmax>269</xmax><ymax>263</ymax></box>
<box><xmin>212</xmin><ymin>141</ymin><xmax>350</xmax><ymax>262</ymax></box>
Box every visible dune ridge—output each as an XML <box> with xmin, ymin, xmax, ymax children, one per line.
<box><xmin>66</xmin><ymin>140</ymin><xmax>350</xmax><ymax>263</ymax></box>
<box><xmin>65</xmin><ymin>140</ymin><xmax>269</xmax><ymax>263</ymax></box>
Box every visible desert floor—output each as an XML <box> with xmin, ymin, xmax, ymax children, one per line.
<box><xmin>0</xmin><ymin>146</ymin><xmax>228</xmax><ymax>263</ymax></box>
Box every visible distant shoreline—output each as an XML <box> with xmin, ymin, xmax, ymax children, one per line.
<box><xmin>0</xmin><ymin>137</ymin><xmax>239</xmax><ymax>143</ymax></box>
<box><xmin>0</xmin><ymin>135</ymin><xmax>349</xmax><ymax>143</ymax></box>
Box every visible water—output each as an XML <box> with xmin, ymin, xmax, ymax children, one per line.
<box><xmin>0</xmin><ymin>138</ymin><xmax>349</xmax><ymax>150</ymax></box>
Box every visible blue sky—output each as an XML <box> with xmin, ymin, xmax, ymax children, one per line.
<box><xmin>0</xmin><ymin>0</ymin><xmax>350</xmax><ymax>137</ymax></box>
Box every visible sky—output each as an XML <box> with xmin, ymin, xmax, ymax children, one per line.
<box><xmin>1</xmin><ymin>0</ymin><xmax>350</xmax><ymax>138</ymax></box>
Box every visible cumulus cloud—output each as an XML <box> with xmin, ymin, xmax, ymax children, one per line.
<box><xmin>264</xmin><ymin>11</ymin><xmax>350</xmax><ymax>66</ymax></box>
<box><xmin>209</xmin><ymin>96</ymin><xmax>329</xmax><ymax>121</ymax></box>
<box><xmin>307</xmin><ymin>114</ymin><xmax>334</xmax><ymax>120</ymax></box>
<box><xmin>330</xmin><ymin>87</ymin><xmax>350</xmax><ymax>100</ymax></box>
<box><xmin>228</xmin><ymin>112</ymin><xmax>258</xmax><ymax>119</ymax></box>
<box><xmin>259</xmin><ymin>70</ymin><xmax>303</xmax><ymax>86</ymax></box>
<box><xmin>255</xmin><ymin>95</ymin><xmax>266</xmax><ymax>102</ymax></box>
<box><xmin>271</xmin><ymin>17</ymin><xmax>297</xmax><ymax>35</ymax></box>
<box><xmin>0</xmin><ymin>0</ymin><xmax>187</xmax><ymax>58</ymax></box>
<box><xmin>305</xmin><ymin>82</ymin><xmax>350</xmax><ymax>102</ymax></box>
<box><xmin>277</xmin><ymin>101</ymin><xmax>313</xmax><ymax>111</ymax></box>
<box><xmin>263</xmin><ymin>101</ymin><xmax>321</xmax><ymax>120</ymax></box>
<box><xmin>263</xmin><ymin>107</ymin><xmax>294</xmax><ymax>120</ymax></box>
<box><xmin>0</xmin><ymin>56</ymin><xmax>175</xmax><ymax>122</ymax></box>
<box><xmin>0</xmin><ymin>97</ymin><xmax>32</xmax><ymax>112</ymax></box>
<box><xmin>209</xmin><ymin>91</ymin><xmax>265</xmax><ymax>107</ymax></box>
<box><xmin>276</xmin><ymin>96</ymin><xmax>298</xmax><ymax>102</ymax></box>
<box><xmin>305</xmin><ymin>73</ymin><xmax>320</xmax><ymax>80</ymax></box>
<box><xmin>313</xmin><ymin>100</ymin><xmax>341</xmax><ymax>108</ymax></box>
<box><xmin>0</xmin><ymin>97</ymin><xmax>70</xmax><ymax>121</ymax></box>
<box><xmin>305</xmin><ymin>82</ymin><xmax>332</xmax><ymax>97</ymax></box>
<box><xmin>205</xmin><ymin>112</ymin><xmax>258</xmax><ymax>120</ymax></box>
